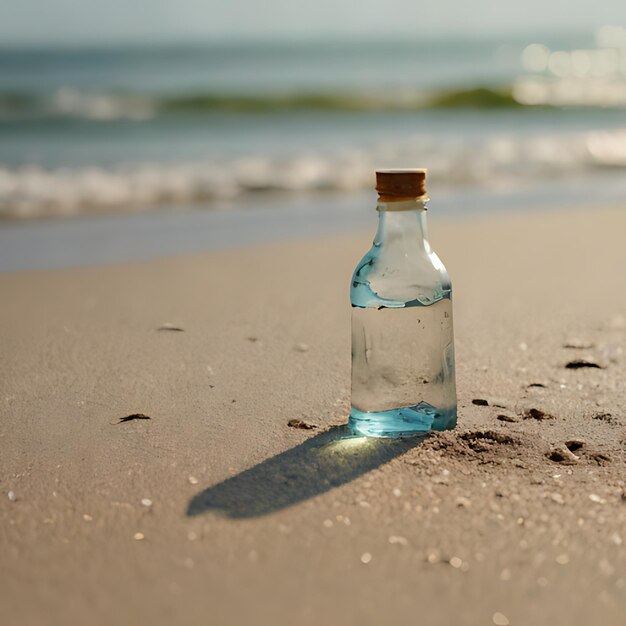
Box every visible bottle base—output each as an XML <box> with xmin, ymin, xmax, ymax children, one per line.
<box><xmin>349</xmin><ymin>402</ymin><xmax>456</xmax><ymax>438</ymax></box>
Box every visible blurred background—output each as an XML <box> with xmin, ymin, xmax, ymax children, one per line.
<box><xmin>1</xmin><ymin>0</ymin><xmax>625</xmax><ymax>268</ymax></box>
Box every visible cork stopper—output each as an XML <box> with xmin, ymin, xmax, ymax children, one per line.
<box><xmin>375</xmin><ymin>169</ymin><xmax>428</xmax><ymax>202</ymax></box>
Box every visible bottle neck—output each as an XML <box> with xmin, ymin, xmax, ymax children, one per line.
<box><xmin>374</xmin><ymin>199</ymin><xmax>430</xmax><ymax>252</ymax></box>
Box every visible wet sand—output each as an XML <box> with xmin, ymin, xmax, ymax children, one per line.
<box><xmin>1</xmin><ymin>205</ymin><xmax>625</xmax><ymax>625</ymax></box>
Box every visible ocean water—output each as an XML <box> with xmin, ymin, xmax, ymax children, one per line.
<box><xmin>1</xmin><ymin>32</ymin><xmax>626</xmax><ymax>220</ymax></box>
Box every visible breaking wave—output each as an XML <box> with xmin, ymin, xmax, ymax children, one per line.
<box><xmin>2</xmin><ymin>128</ymin><xmax>626</xmax><ymax>219</ymax></box>
<box><xmin>0</xmin><ymin>86</ymin><xmax>525</xmax><ymax>121</ymax></box>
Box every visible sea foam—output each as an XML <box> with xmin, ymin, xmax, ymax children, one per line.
<box><xmin>1</xmin><ymin>129</ymin><xmax>626</xmax><ymax>219</ymax></box>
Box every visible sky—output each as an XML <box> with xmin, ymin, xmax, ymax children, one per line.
<box><xmin>0</xmin><ymin>0</ymin><xmax>624</xmax><ymax>45</ymax></box>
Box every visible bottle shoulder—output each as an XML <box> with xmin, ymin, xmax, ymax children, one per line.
<box><xmin>350</xmin><ymin>242</ymin><xmax>451</xmax><ymax>308</ymax></box>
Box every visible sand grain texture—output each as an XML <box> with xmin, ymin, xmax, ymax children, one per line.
<box><xmin>1</xmin><ymin>207</ymin><xmax>625</xmax><ymax>625</ymax></box>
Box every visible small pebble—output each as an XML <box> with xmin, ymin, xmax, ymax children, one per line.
<box><xmin>188</xmin><ymin>476</ymin><xmax>199</xmax><ymax>485</ymax></box>
<box><xmin>294</xmin><ymin>343</ymin><xmax>310</xmax><ymax>352</ymax></box>
<box><xmin>7</xmin><ymin>491</ymin><xmax>16</xmax><ymax>502</ymax></box>
<box><xmin>117</xmin><ymin>413</ymin><xmax>152</xmax><ymax>424</ymax></box>
<box><xmin>589</xmin><ymin>494</ymin><xmax>606</xmax><ymax>504</ymax></box>
<box><xmin>287</xmin><ymin>418</ymin><xmax>317</xmax><ymax>430</ymax></box>
<box><xmin>455</xmin><ymin>496</ymin><xmax>471</xmax><ymax>508</ymax></box>
<box><xmin>556</xmin><ymin>553</ymin><xmax>570</xmax><ymax>565</ymax></box>
<box><xmin>360</xmin><ymin>552</ymin><xmax>372</xmax><ymax>564</ymax></box>
<box><xmin>565</xmin><ymin>359</ymin><xmax>603</xmax><ymax>370</ymax></box>
<box><xmin>388</xmin><ymin>535</ymin><xmax>408</xmax><ymax>546</ymax></box>
<box><xmin>157</xmin><ymin>323</ymin><xmax>184</xmax><ymax>332</ymax></box>
<box><xmin>610</xmin><ymin>533</ymin><xmax>622</xmax><ymax>546</ymax></box>
<box><xmin>549</xmin><ymin>493</ymin><xmax>565</xmax><ymax>505</ymax></box>
<box><xmin>134</xmin><ymin>532</ymin><xmax>145</xmax><ymax>541</ymax></box>
<box><xmin>524</xmin><ymin>407</ymin><xmax>553</xmax><ymax>420</ymax></box>
<box><xmin>187</xmin><ymin>531</ymin><xmax>198</xmax><ymax>541</ymax></box>
<box><xmin>493</xmin><ymin>612</ymin><xmax>510</xmax><ymax>626</ymax></box>
<box><xmin>449</xmin><ymin>556</ymin><xmax>463</xmax><ymax>569</ymax></box>
<box><xmin>548</xmin><ymin>446</ymin><xmax>579</xmax><ymax>465</ymax></box>
<box><xmin>497</xmin><ymin>414</ymin><xmax>517</xmax><ymax>423</ymax></box>
<box><xmin>141</xmin><ymin>498</ymin><xmax>153</xmax><ymax>507</ymax></box>
<box><xmin>472</xmin><ymin>398</ymin><xmax>489</xmax><ymax>406</ymax></box>
<box><xmin>323</xmin><ymin>519</ymin><xmax>334</xmax><ymax>528</ymax></box>
<box><xmin>392</xmin><ymin>488</ymin><xmax>402</xmax><ymax>497</ymax></box>
<box><xmin>83</xmin><ymin>514</ymin><xmax>93</xmax><ymax>522</ymax></box>
<box><xmin>427</xmin><ymin>552</ymin><xmax>439</xmax><ymax>564</ymax></box>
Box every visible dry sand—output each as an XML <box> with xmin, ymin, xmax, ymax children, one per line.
<box><xmin>1</xmin><ymin>205</ymin><xmax>625</xmax><ymax>626</ymax></box>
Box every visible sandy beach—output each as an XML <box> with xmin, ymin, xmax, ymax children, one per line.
<box><xmin>1</xmin><ymin>205</ymin><xmax>625</xmax><ymax>626</ymax></box>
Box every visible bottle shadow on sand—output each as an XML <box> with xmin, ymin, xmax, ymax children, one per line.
<box><xmin>187</xmin><ymin>425</ymin><xmax>427</xmax><ymax>519</ymax></box>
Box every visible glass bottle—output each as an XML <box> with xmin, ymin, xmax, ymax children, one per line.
<box><xmin>349</xmin><ymin>169</ymin><xmax>456</xmax><ymax>437</ymax></box>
